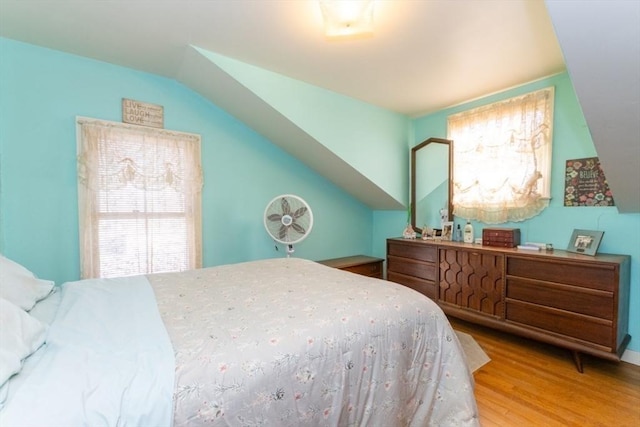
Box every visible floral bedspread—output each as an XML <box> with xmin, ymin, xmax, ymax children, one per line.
<box><xmin>148</xmin><ymin>257</ymin><xmax>479</xmax><ymax>426</ymax></box>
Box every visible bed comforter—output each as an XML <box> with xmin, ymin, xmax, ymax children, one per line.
<box><xmin>149</xmin><ymin>258</ymin><xmax>478</xmax><ymax>426</ymax></box>
<box><xmin>0</xmin><ymin>257</ymin><xmax>478</xmax><ymax>426</ymax></box>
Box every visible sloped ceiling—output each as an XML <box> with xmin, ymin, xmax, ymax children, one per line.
<box><xmin>545</xmin><ymin>1</ymin><xmax>640</xmax><ymax>213</ymax></box>
<box><xmin>176</xmin><ymin>46</ymin><xmax>405</xmax><ymax>209</ymax></box>
<box><xmin>0</xmin><ymin>1</ymin><xmax>564</xmax><ymax>116</ymax></box>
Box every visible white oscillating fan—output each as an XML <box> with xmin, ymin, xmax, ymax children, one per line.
<box><xmin>264</xmin><ymin>194</ymin><xmax>314</xmax><ymax>257</ymax></box>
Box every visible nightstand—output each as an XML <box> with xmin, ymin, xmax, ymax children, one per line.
<box><xmin>317</xmin><ymin>255</ymin><xmax>384</xmax><ymax>279</ymax></box>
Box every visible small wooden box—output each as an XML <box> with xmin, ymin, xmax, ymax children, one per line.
<box><xmin>482</xmin><ymin>228</ymin><xmax>521</xmax><ymax>248</ymax></box>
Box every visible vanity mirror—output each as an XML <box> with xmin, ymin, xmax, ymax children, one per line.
<box><xmin>410</xmin><ymin>137</ymin><xmax>453</xmax><ymax>233</ymax></box>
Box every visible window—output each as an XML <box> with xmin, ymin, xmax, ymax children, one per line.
<box><xmin>77</xmin><ymin>118</ymin><xmax>202</xmax><ymax>279</ymax></box>
<box><xmin>448</xmin><ymin>87</ymin><xmax>554</xmax><ymax>224</ymax></box>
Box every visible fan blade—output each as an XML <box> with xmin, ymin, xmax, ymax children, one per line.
<box><xmin>291</xmin><ymin>223</ymin><xmax>306</xmax><ymax>235</ymax></box>
<box><xmin>278</xmin><ymin>225</ymin><xmax>288</xmax><ymax>239</ymax></box>
<box><xmin>267</xmin><ymin>214</ymin><xmax>282</xmax><ymax>222</ymax></box>
<box><xmin>281</xmin><ymin>198</ymin><xmax>291</xmax><ymax>215</ymax></box>
<box><xmin>292</xmin><ymin>207</ymin><xmax>307</xmax><ymax>219</ymax></box>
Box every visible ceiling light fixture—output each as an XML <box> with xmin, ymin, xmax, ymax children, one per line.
<box><xmin>319</xmin><ymin>0</ymin><xmax>374</xmax><ymax>39</ymax></box>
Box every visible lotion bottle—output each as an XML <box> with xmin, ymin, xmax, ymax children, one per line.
<box><xmin>463</xmin><ymin>220</ymin><xmax>474</xmax><ymax>243</ymax></box>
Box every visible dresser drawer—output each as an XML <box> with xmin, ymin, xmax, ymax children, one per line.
<box><xmin>506</xmin><ymin>278</ymin><xmax>614</xmax><ymax>320</ymax></box>
<box><xmin>506</xmin><ymin>300</ymin><xmax>613</xmax><ymax>347</ymax></box>
<box><xmin>387</xmin><ymin>241</ymin><xmax>437</xmax><ymax>263</ymax></box>
<box><xmin>387</xmin><ymin>272</ymin><xmax>437</xmax><ymax>300</ymax></box>
<box><xmin>342</xmin><ymin>261</ymin><xmax>382</xmax><ymax>278</ymax></box>
<box><xmin>439</xmin><ymin>248</ymin><xmax>504</xmax><ymax>317</ymax></box>
<box><xmin>507</xmin><ymin>257</ymin><xmax>617</xmax><ymax>291</ymax></box>
<box><xmin>317</xmin><ymin>255</ymin><xmax>384</xmax><ymax>279</ymax></box>
<box><xmin>387</xmin><ymin>256</ymin><xmax>437</xmax><ymax>281</ymax></box>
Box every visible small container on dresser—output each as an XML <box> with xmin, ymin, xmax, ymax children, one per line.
<box><xmin>482</xmin><ymin>227</ymin><xmax>521</xmax><ymax>248</ymax></box>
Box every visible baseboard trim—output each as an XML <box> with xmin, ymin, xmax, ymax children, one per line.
<box><xmin>621</xmin><ymin>349</ymin><xmax>640</xmax><ymax>366</ymax></box>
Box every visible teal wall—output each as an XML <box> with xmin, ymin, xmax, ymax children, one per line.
<box><xmin>1</xmin><ymin>38</ymin><xmax>638</xmax><ymax>354</ymax></box>
<box><xmin>373</xmin><ymin>72</ymin><xmax>640</xmax><ymax>353</ymax></box>
<box><xmin>198</xmin><ymin>48</ymin><xmax>409</xmax><ymax>204</ymax></box>
<box><xmin>0</xmin><ymin>38</ymin><xmax>373</xmax><ymax>285</ymax></box>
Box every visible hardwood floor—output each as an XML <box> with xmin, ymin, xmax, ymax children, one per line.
<box><xmin>449</xmin><ymin>318</ymin><xmax>640</xmax><ymax>427</ymax></box>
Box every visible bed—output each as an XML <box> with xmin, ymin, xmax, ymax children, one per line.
<box><xmin>0</xmin><ymin>256</ymin><xmax>479</xmax><ymax>426</ymax></box>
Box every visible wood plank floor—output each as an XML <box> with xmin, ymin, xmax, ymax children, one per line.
<box><xmin>449</xmin><ymin>318</ymin><xmax>640</xmax><ymax>427</ymax></box>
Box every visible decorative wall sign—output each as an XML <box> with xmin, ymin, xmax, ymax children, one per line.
<box><xmin>564</xmin><ymin>157</ymin><xmax>615</xmax><ymax>207</ymax></box>
<box><xmin>122</xmin><ymin>98</ymin><xmax>164</xmax><ymax>128</ymax></box>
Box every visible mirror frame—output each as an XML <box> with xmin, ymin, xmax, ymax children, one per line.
<box><xmin>410</xmin><ymin>137</ymin><xmax>453</xmax><ymax>233</ymax></box>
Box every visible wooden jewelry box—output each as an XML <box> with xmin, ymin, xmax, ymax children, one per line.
<box><xmin>482</xmin><ymin>227</ymin><xmax>521</xmax><ymax>247</ymax></box>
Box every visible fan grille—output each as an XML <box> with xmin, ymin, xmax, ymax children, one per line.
<box><xmin>264</xmin><ymin>195</ymin><xmax>313</xmax><ymax>245</ymax></box>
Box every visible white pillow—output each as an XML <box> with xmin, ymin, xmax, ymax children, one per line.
<box><xmin>0</xmin><ymin>255</ymin><xmax>54</xmax><ymax>311</ymax></box>
<box><xmin>0</xmin><ymin>298</ymin><xmax>47</xmax><ymax>387</ymax></box>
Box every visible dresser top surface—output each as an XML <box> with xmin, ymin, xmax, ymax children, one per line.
<box><xmin>387</xmin><ymin>238</ymin><xmax>629</xmax><ymax>264</ymax></box>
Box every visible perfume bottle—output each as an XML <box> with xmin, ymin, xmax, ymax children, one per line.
<box><xmin>455</xmin><ymin>224</ymin><xmax>462</xmax><ymax>242</ymax></box>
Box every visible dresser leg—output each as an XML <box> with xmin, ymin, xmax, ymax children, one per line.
<box><xmin>571</xmin><ymin>350</ymin><xmax>584</xmax><ymax>373</ymax></box>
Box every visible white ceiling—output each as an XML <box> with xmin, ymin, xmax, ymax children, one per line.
<box><xmin>2</xmin><ymin>0</ymin><xmax>638</xmax><ymax>212</ymax></box>
<box><xmin>0</xmin><ymin>0</ymin><xmax>566</xmax><ymax>117</ymax></box>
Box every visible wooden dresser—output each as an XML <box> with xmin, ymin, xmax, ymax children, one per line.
<box><xmin>387</xmin><ymin>238</ymin><xmax>631</xmax><ymax>372</ymax></box>
<box><xmin>318</xmin><ymin>255</ymin><xmax>384</xmax><ymax>279</ymax></box>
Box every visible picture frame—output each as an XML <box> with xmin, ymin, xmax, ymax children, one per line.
<box><xmin>441</xmin><ymin>221</ymin><xmax>454</xmax><ymax>241</ymax></box>
<box><xmin>566</xmin><ymin>229</ymin><xmax>604</xmax><ymax>256</ymax></box>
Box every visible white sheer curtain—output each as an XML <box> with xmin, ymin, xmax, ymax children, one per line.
<box><xmin>448</xmin><ymin>87</ymin><xmax>554</xmax><ymax>224</ymax></box>
<box><xmin>77</xmin><ymin>117</ymin><xmax>203</xmax><ymax>279</ymax></box>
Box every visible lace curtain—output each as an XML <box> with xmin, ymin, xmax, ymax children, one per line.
<box><xmin>448</xmin><ymin>87</ymin><xmax>554</xmax><ymax>224</ymax></box>
<box><xmin>77</xmin><ymin>118</ymin><xmax>203</xmax><ymax>279</ymax></box>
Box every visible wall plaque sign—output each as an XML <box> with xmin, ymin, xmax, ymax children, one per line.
<box><xmin>122</xmin><ymin>98</ymin><xmax>164</xmax><ymax>128</ymax></box>
<box><xmin>564</xmin><ymin>157</ymin><xmax>615</xmax><ymax>207</ymax></box>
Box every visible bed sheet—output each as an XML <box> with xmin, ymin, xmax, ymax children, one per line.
<box><xmin>0</xmin><ymin>276</ymin><xmax>175</xmax><ymax>426</ymax></box>
<box><xmin>0</xmin><ymin>287</ymin><xmax>62</xmax><ymax>410</ymax></box>
<box><xmin>148</xmin><ymin>257</ymin><xmax>479</xmax><ymax>426</ymax></box>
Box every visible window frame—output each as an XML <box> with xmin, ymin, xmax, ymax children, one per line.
<box><xmin>76</xmin><ymin>117</ymin><xmax>202</xmax><ymax>279</ymax></box>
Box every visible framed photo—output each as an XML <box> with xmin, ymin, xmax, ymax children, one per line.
<box><xmin>441</xmin><ymin>221</ymin><xmax>454</xmax><ymax>241</ymax></box>
<box><xmin>566</xmin><ymin>229</ymin><xmax>604</xmax><ymax>256</ymax></box>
